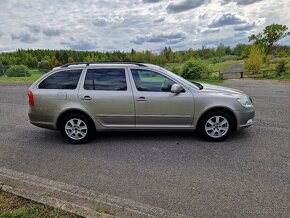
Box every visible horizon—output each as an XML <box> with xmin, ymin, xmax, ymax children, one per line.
<box><xmin>1</xmin><ymin>42</ymin><xmax>290</xmax><ymax>55</ymax></box>
<box><xmin>0</xmin><ymin>0</ymin><xmax>290</xmax><ymax>53</ymax></box>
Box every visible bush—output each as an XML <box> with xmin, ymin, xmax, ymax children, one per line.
<box><xmin>276</xmin><ymin>60</ymin><xmax>286</xmax><ymax>76</ymax></box>
<box><xmin>38</xmin><ymin>60</ymin><xmax>51</xmax><ymax>69</ymax></box>
<box><xmin>0</xmin><ymin>63</ymin><xmax>8</xmax><ymax>76</ymax></box>
<box><xmin>244</xmin><ymin>45</ymin><xmax>265</xmax><ymax>73</ymax></box>
<box><xmin>0</xmin><ymin>67</ymin><xmax>4</xmax><ymax>76</ymax></box>
<box><xmin>6</xmin><ymin>65</ymin><xmax>31</xmax><ymax>77</ymax></box>
<box><xmin>181</xmin><ymin>59</ymin><xmax>211</xmax><ymax>80</ymax></box>
<box><xmin>167</xmin><ymin>64</ymin><xmax>182</xmax><ymax>75</ymax></box>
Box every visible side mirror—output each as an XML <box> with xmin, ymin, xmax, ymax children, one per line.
<box><xmin>171</xmin><ymin>84</ymin><xmax>183</xmax><ymax>94</ymax></box>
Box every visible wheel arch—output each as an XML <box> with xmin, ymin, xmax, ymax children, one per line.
<box><xmin>196</xmin><ymin>106</ymin><xmax>238</xmax><ymax>131</ymax></box>
<box><xmin>56</xmin><ymin>109</ymin><xmax>96</xmax><ymax>131</ymax></box>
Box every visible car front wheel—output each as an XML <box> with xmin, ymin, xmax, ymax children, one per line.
<box><xmin>198</xmin><ymin>111</ymin><xmax>235</xmax><ymax>142</ymax></box>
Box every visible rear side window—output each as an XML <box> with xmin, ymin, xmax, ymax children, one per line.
<box><xmin>84</xmin><ymin>68</ymin><xmax>127</xmax><ymax>91</ymax></box>
<box><xmin>39</xmin><ymin>70</ymin><xmax>82</xmax><ymax>89</ymax></box>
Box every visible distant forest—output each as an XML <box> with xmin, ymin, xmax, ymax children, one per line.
<box><xmin>0</xmin><ymin>44</ymin><xmax>289</xmax><ymax>69</ymax></box>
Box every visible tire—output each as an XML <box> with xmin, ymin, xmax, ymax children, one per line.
<box><xmin>60</xmin><ymin>113</ymin><xmax>94</xmax><ymax>144</ymax></box>
<box><xmin>198</xmin><ymin>110</ymin><xmax>235</xmax><ymax>142</ymax></box>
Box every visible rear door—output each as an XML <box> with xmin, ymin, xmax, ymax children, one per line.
<box><xmin>78</xmin><ymin>67</ymin><xmax>135</xmax><ymax>128</ymax></box>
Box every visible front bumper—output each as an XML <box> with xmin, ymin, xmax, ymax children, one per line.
<box><xmin>236</xmin><ymin>108</ymin><xmax>255</xmax><ymax>130</ymax></box>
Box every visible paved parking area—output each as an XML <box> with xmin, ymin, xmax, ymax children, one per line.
<box><xmin>0</xmin><ymin>79</ymin><xmax>289</xmax><ymax>217</ymax></box>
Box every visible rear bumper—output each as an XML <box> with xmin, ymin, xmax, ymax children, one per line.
<box><xmin>28</xmin><ymin>108</ymin><xmax>57</xmax><ymax>130</ymax></box>
<box><xmin>29</xmin><ymin>120</ymin><xmax>56</xmax><ymax>130</ymax></box>
<box><xmin>236</xmin><ymin>108</ymin><xmax>255</xmax><ymax>130</ymax></box>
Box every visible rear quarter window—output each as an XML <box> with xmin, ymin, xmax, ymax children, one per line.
<box><xmin>38</xmin><ymin>70</ymin><xmax>82</xmax><ymax>89</ymax></box>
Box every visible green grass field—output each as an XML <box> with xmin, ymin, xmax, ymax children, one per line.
<box><xmin>0</xmin><ymin>69</ymin><xmax>43</xmax><ymax>83</ymax></box>
<box><xmin>165</xmin><ymin>59</ymin><xmax>243</xmax><ymax>73</ymax></box>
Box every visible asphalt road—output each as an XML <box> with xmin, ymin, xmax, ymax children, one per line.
<box><xmin>0</xmin><ymin>79</ymin><xmax>289</xmax><ymax>217</ymax></box>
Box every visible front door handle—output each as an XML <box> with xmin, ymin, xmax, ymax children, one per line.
<box><xmin>81</xmin><ymin>96</ymin><xmax>92</xmax><ymax>101</ymax></box>
<box><xmin>137</xmin><ymin>97</ymin><xmax>147</xmax><ymax>102</ymax></box>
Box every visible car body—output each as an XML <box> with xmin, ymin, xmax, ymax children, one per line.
<box><xmin>28</xmin><ymin>62</ymin><xmax>255</xmax><ymax>143</ymax></box>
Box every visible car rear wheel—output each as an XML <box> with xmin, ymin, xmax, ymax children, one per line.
<box><xmin>198</xmin><ymin>111</ymin><xmax>235</xmax><ymax>142</ymax></box>
<box><xmin>60</xmin><ymin>113</ymin><xmax>94</xmax><ymax>144</ymax></box>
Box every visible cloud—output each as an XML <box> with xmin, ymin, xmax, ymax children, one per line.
<box><xmin>43</xmin><ymin>28</ymin><xmax>61</xmax><ymax>36</ymax></box>
<box><xmin>92</xmin><ymin>16</ymin><xmax>124</xmax><ymax>27</ymax></box>
<box><xmin>201</xmin><ymin>29</ymin><xmax>220</xmax><ymax>34</ymax></box>
<box><xmin>10</xmin><ymin>33</ymin><xmax>38</xmax><ymax>43</ymax></box>
<box><xmin>92</xmin><ymin>18</ymin><xmax>109</xmax><ymax>27</ymax></box>
<box><xmin>200</xmin><ymin>37</ymin><xmax>247</xmax><ymax>46</ymax></box>
<box><xmin>234</xmin><ymin>31</ymin><xmax>247</xmax><ymax>37</ymax></box>
<box><xmin>132</xmin><ymin>32</ymin><xmax>186</xmax><ymax>45</ymax></box>
<box><xmin>26</xmin><ymin>24</ymin><xmax>41</xmax><ymax>34</ymax></box>
<box><xmin>153</xmin><ymin>17</ymin><xmax>165</xmax><ymax>23</ymax></box>
<box><xmin>61</xmin><ymin>40</ymin><xmax>97</xmax><ymax>50</ymax></box>
<box><xmin>0</xmin><ymin>0</ymin><xmax>288</xmax><ymax>52</ymax></box>
<box><xmin>143</xmin><ymin>0</ymin><xmax>162</xmax><ymax>3</ymax></box>
<box><xmin>234</xmin><ymin>23</ymin><xmax>256</xmax><ymax>31</ymax></box>
<box><xmin>26</xmin><ymin>24</ymin><xmax>60</xmax><ymax>36</ymax></box>
<box><xmin>222</xmin><ymin>0</ymin><xmax>264</xmax><ymax>5</ymax></box>
<box><xmin>167</xmin><ymin>0</ymin><xmax>207</xmax><ymax>13</ymax></box>
<box><xmin>209</xmin><ymin>13</ymin><xmax>246</xmax><ymax>28</ymax></box>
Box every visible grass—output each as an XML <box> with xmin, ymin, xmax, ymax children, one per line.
<box><xmin>0</xmin><ymin>181</ymin><xmax>16</xmax><ymax>189</ymax></box>
<box><xmin>275</xmin><ymin>56</ymin><xmax>290</xmax><ymax>67</ymax></box>
<box><xmin>94</xmin><ymin>203</ymin><xmax>115</xmax><ymax>216</ymax></box>
<box><xmin>165</xmin><ymin>59</ymin><xmax>242</xmax><ymax>73</ymax></box>
<box><xmin>0</xmin><ymin>190</ymin><xmax>82</xmax><ymax>218</ymax></box>
<box><xmin>40</xmin><ymin>192</ymin><xmax>51</xmax><ymax>197</ymax></box>
<box><xmin>0</xmin><ymin>69</ymin><xmax>43</xmax><ymax>83</ymax></box>
<box><xmin>277</xmin><ymin>72</ymin><xmax>290</xmax><ymax>82</ymax></box>
<box><xmin>208</xmin><ymin>59</ymin><xmax>242</xmax><ymax>72</ymax></box>
<box><xmin>194</xmin><ymin>78</ymin><xmax>223</xmax><ymax>84</ymax></box>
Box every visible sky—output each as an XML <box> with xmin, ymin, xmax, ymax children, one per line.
<box><xmin>0</xmin><ymin>0</ymin><xmax>289</xmax><ymax>52</ymax></box>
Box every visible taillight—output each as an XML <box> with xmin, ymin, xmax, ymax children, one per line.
<box><xmin>28</xmin><ymin>90</ymin><xmax>34</xmax><ymax>107</ymax></box>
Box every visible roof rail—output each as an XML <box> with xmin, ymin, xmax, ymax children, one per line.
<box><xmin>61</xmin><ymin>62</ymin><xmax>147</xmax><ymax>68</ymax></box>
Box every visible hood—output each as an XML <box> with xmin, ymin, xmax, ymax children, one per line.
<box><xmin>199</xmin><ymin>83</ymin><xmax>246</xmax><ymax>96</ymax></box>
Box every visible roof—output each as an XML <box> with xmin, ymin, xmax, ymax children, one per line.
<box><xmin>61</xmin><ymin>62</ymin><xmax>148</xmax><ymax>68</ymax></box>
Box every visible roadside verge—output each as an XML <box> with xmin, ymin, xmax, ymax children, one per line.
<box><xmin>0</xmin><ymin>168</ymin><xmax>187</xmax><ymax>218</ymax></box>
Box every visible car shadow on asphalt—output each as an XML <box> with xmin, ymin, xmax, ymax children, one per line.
<box><xmin>33</xmin><ymin>127</ymin><xmax>253</xmax><ymax>147</ymax></box>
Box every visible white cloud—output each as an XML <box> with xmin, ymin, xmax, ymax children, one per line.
<box><xmin>0</xmin><ymin>0</ymin><xmax>289</xmax><ymax>52</ymax></box>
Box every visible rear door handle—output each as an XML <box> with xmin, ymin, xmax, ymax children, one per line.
<box><xmin>137</xmin><ymin>97</ymin><xmax>147</xmax><ymax>102</ymax></box>
<box><xmin>81</xmin><ymin>96</ymin><xmax>92</xmax><ymax>101</ymax></box>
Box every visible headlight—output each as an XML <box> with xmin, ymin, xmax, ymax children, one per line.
<box><xmin>237</xmin><ymin>96</ymin><xmax>253</xmax><ymax>108</ymax></box>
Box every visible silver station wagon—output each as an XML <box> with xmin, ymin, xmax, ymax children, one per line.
<box><xmin>28</xmin><ymin>62</ymin><xmax>255</xmax><ymax>144</ymax></box>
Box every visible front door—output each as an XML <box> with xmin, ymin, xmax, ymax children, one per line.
<box><xmin>129</xmin><ymin>68</ymin><xmax>194</xmax><ymax>128</ymax></box>
<box><xmin>78</xmin><ymin>67</ymin><xmax>135</xmax><ymax>128</ymax></box>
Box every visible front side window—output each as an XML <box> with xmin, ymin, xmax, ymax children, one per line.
<box><xmin>84</xmin><ymin>68</ymin><xmax>127</xmax><ymax>91</ymax></box>
<box><xmin>39</xmin><ymin>70</ymin><xmax>82</xmax><ymax>89</ymax></box>
<box><xmin>131</xmin><ymin>69</ymin><xmax>175</xmax><ymax>92</ymax></box>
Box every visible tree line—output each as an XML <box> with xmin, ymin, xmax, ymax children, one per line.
<box><xmin>0</xmin><ymin>44</ymin><xmax>289</xmax><ymax>70</ymax></box>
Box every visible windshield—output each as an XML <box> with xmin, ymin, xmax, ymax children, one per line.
<box><xmin>157</xmin><ymin>66</ymin><xmax>202</xmax><ymax>90</ymax></box>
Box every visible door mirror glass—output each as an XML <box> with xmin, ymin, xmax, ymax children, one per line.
<box><xmin>171</xmin><ymin>84</ymin><xmax>183</xmax><ymax>93</ymax></box>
